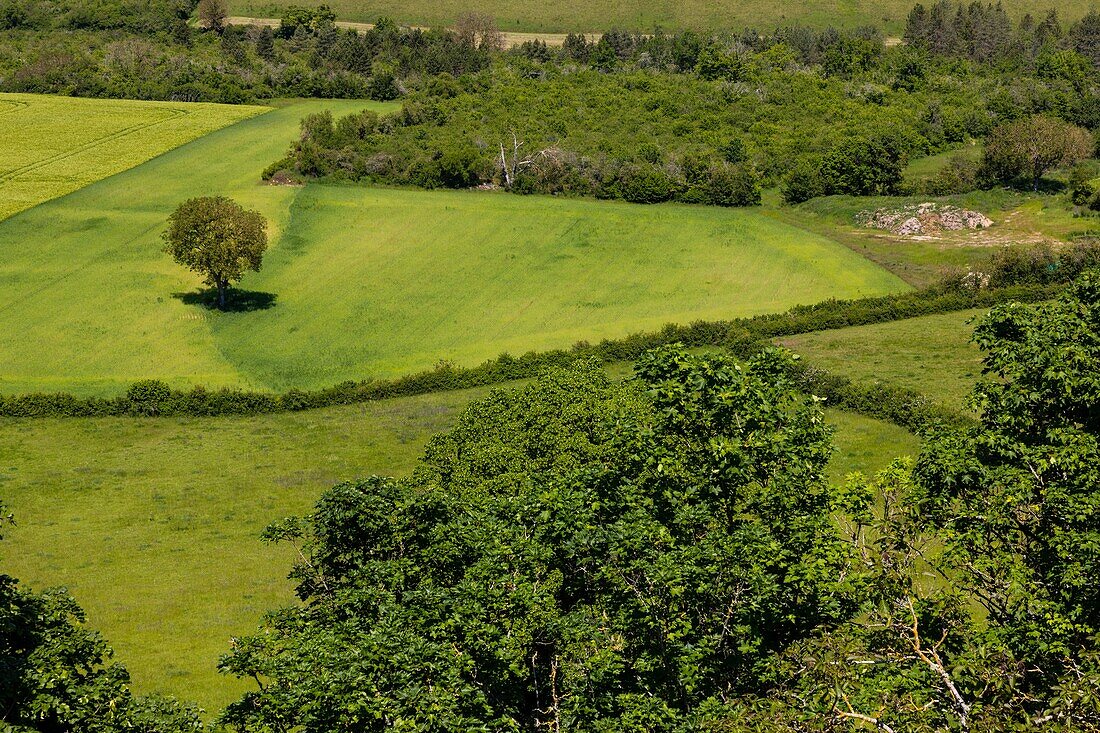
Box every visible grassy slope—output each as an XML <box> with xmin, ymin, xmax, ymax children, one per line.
<box><xmin>231</xmin><ymin>0</ymin><xmax>1089</xmax><ymax>33</ymax></box>
<box><xmin>0</xmin><ymin>99</ymin><xmax>392</xmax><ymax>396</ymax></box>
<box><xmin>0</xmin><ymin>389</ymin><xmax>919</xmax><ymax>713</ymax></box>
<box><xmin>0</xmin><ymin>93</ymin><xmax>265</xmax><ymax>221</ymax></box>
<box><xmin>0</xmin><ymin>101</ymin><xmax>906</xmax><ymax>395</ymax></box>
<box><xmin>780</xmin><ymin>308</ymin><xmax>988</xmax><ymax>408</ymax></box>
<box><xmin>214</xmin><ymin>185</ymin><xmax>908</xmax><ymax>389</ymax></box>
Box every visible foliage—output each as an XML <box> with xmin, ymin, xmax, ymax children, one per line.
<box><xmin>275</xmin><ymin>58</ymin><xmax>1028</xmax><ymax>203</ymax></box>
<box><xmin>196</xmin><ymin>0</ymin><xmax>226</xmax><ymax>32</ymax></box>
<box><xmin>162</xmin><ymin>196</ymin><xmax>268</xmax><ymax>309</ymax></box>
<box><xmin>820</xmin><ymin>134</ymin><xmax>906</xmax><ymax>196</ymax></box>
<box><xmin>0</xmin><ymin>18</ymin><xmax>489</xmax><ymax>103</ymax></box>
<box><xmin>702</xmin><ymin>272</ymin><xmax>1100</xmax><ymax>730</ymax></box>
<box><xmin>218</xmin><ymin>349</ymin><xmax>857</xmax><ymax>731</ymax></box>
<box><xmin>913</xmin><ymin>151</ymin><xmax>980</xmax><ymax>195</ymax></box>
<box><xmin>276</xmin><ymin>3</ymin><xmax>336</xmax><ymax>37</ymax></box>
<box><xmin>980</xmin><ymin>115</ymin><xmax>1094</xmax><ymax>191</ymax></box>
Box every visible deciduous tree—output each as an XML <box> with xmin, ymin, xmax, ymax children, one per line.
<box><xmin>219</xmin><ymin>349</ymin><xmax>857</xmax><ymax>732</ymax></box>
<box><xmin>162</xmin><ymin>196</ymin><xmax>267</xmax><ymax>310</ymax></box>
<box><xmin>196</xmin><ymin>0</ymin><xmax>227</xmax><ymax>32</ymax></box>
<box><xmin>980</xmin><ymin>115</ymin><xmax>1093</xmax><ymax>191</ymax></box>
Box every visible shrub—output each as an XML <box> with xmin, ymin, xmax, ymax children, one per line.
<box><xmin>819</xmin><ymin>135</ymin><xmax>905</xmax><ymax>196</ymax></box>
<box><xmin>782</xmin><ymin>158</ymin><xmax>826</xmax><ymax>203</ymax></box>
<box><xmin>918</xmin><ymin>153</ymin><xmax>979</xmax><ymax>195</ymax></box>
<box><xmin>699</xmin><ymin>163</ymin><xmax>760</xmax><ymax>206</ymax></box>
<box><xmin>125</xmin><ymin>379</ymin><xmax>173</xmax><ymax>416</ymax></box>
<box><xmin>613</xmin><ymin>164</ymin><xmax>680</xmax><ymax>203</ymax></box>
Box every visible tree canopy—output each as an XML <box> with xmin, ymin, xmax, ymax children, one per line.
<box><xmin>218</xmin><ymin>348</ymin><xmax>859</xmax><ymax>732</ymax></box>
<box><xmin>980</xmin><ymin>115</ymin><xmax>1094</xmax><ymax>190</ymax></box>
<box><xmin>162</xmin><ymin>196</ymin><xmax>268</xmax><ymax>310</ymax></box>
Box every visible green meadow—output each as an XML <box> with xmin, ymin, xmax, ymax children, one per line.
<box><xmin>781</xmin><ymin>308</ymin><xmax>988</xmax><ymax>408</ymax></box>
<box><xmin>232</xmin><ymin>0</ymin><xmax>1088</xmax><ymax>34</ymax></box>
<box><xmin>0</xmin><ymin>98</ymin><xmax>906</xmax><ymax>397</ymax></box>
<box><xmin>0</xmin><ymin>93</ymin><xmax>264</xmax><ymax>222</ymax></box>
<box><xmin>0</xmin><ymin>386</ymin><xmax>919</xmax><ymax>712</ymax></box>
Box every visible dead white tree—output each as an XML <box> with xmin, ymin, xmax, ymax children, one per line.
<box><xmin>498</xmin><ymin>131</ymin><xmax>532</xmax><ymax>187</ymax></box>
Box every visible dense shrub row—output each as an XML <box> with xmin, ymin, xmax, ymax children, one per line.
<box><xmin>0</xmin><ymin>283</ymin><xmax>1058</xmax><ymax>420</ymax></box>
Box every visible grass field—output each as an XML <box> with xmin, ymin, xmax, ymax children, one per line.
<box><xmin>780</xmin><ymin>308</ymin><xmax>989</xmax><ymax>408</ymax></box>
<box><xmin>0</xmin><ymin>97</ymin><xmax>907</xmax><ymax>396</ymax></box>
<box><xmin>231</xmin><ymin>0</ymin><xmax>1091</xmax><ymax>33</ymax></box>
<box><xmin>0</xmin><ymin>94</ymin><xmax>265</xmax><ymax>222</ymax></box>
<box><xmin>0</xmin><ymin>383</ymin><xmax>919</xmax><ymax>713</ymax></box>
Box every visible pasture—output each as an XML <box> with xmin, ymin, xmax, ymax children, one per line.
<box><xmin>0</xmin><ymin>93</ymin><xmax>264</xmax><ymax>221</ymax></box>
<box><xmin>0</xmin><ymin>386</ymin><xmax>919</xmax><ymax>712</ymax></box>
<box><xmin>0</xmin><ymin>96</ymin><xmax>907</xmax><ymax>396</ymax></box>
<box><xmin>231</xmin><ymin>0</ymin><xmax>1089</xmax><ymax>34</ymax></box>
<box><xmin>780</xmin><ymin>308</ymin><xmax>988</xmax><ymax>408</ymax></box>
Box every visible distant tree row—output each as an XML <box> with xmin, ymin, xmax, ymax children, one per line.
<box><xmin>3</xmin><ymin>0</ymin><xmax>1100</xmax><ymax>105</ymax></box>
<box><xmin>905</xmin><ymin>2</ymin><xmax>1100</xmax><ymax>66</ymax></box>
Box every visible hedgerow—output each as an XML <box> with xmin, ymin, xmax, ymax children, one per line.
<box><xmin>0</xmin><ymin>283</ymin><xmax>1057</xmax><ymax>420</ymax></box>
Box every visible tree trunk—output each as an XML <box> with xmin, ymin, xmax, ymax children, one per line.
<box><xmin>216</xmin><ymin>280</ymin><xmax>228</xmax><ymax>310</ymax></box>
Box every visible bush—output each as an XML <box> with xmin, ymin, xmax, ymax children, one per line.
<box><xmin>917</xmin><ymin>153</ymin><xmax>979</xmax><ymax>195</ymax></box>
<box><xmin>613</xmin><ymin>164</ymin><xmax>680</xmax><ymax>203</ymax></box>
<box><xmin>782</xmin><ymin>158</ymin><xmax>826</xmax><ymax>203</ymax></box>
<box><xmin>699</xmin><ymin>163</ymin><xmax>761</xmax><ymax>206</ymax></box>
<box><xmin>124</xmin><ymin>379</ymin><xmax>173</xmax><ymax>416</ymax></box>
<box><xmin>987</xmin><ymin>241</ymin><xmax>1100</xmax><ymax>288</ymax></box>
<box><xmin>818</xmin><ymin>135</ymin><xmax>904</xmax><ymax>196</ymax></box>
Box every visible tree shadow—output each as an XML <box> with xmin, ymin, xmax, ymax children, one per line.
<box><xmin>173</xmin><ymin>288</ymin><xmax>278</xmax><ymax>312</ymax></box>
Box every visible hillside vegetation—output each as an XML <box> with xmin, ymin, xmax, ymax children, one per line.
<box><xmin>0</xmin><ymin>94</ymin><xmax>263</xmax><ymax>220</ymax></box>
<box><xmin>230</xmin><ymin>0</ymin><xmax>1091</xmax><ymax>33</ymax></box>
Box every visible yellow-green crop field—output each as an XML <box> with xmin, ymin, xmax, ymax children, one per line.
<box><xmin>0</xmin><ymin>93</ymin><xmax>266</xmax><ymax>221</ymax></box>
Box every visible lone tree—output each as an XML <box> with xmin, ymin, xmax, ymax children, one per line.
<box><xmin>981</xmin><ymin>115</ymin><xmax>1093</xmax><ymax>191</ymax></box>
<box><xmin>163</xmin><ymin>196</ymin><xmax>267</xmax><ymax>310</ymax></box>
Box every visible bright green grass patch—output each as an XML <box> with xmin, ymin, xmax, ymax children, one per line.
<box><xmin>0</xmin><ymin>93</ymin><xmax>266</xmax><ymax>221</ymax></box>
<box><xmin>0</xmin><ymin>115</ymin><xmax>907</xmax><ymax>395</ymax></box>
<box><xmin>210</xmin><ymin>185</ymin><xmax>909</xmax><ymax>390</ymax></box>
<box><xmin>780</xmin><ymin>308</ymin><xmax>989</xmax><ymax>409</ymax></box>
<box><xmin>0</xmin><ymin>386</ymin><xmax>919</xmax><ymax>714</ymax></box>
<box><xmin>828</xmin><ymin>408</ymin><xmax>921</xmax><ymax>484</ymax></box>
<box><xmin>232</xmin><ymin>0</ymin><xmax>1086</xmax><ymax>34</ymax></box>
<box><xmin>0</xmin><ymin>387</ymin><xmax>486</xmax><ymax>714</ymax></box>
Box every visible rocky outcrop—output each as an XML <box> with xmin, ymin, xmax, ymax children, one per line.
<box><xmin>857</xmin><ymin>202</ymin><xmax>993</xmax><ymax>236</ymax></box>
